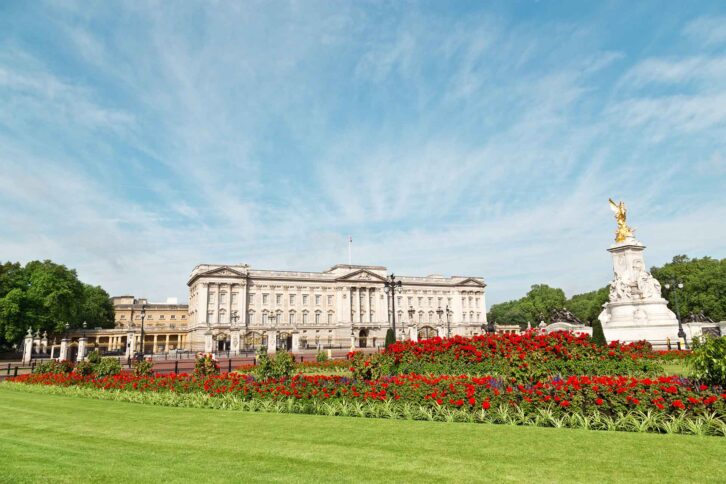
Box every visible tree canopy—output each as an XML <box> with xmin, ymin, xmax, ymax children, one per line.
<box><xmin>0</xmin><ymin>260</ymin><xmax>114</xmax><ymax>349</ymax></box>
<box><xmin>650</xmin><ymin>255</ymin><xmax>725</xmax><ymax>322</ymax></box>
<box><xmin>487</xmin><ymin>255</ymin><xmax>725</xmax><ymax>326</ymax></box>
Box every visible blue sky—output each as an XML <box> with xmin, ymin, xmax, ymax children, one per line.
<box><xmin>1</xmin><ymin>1</ymin><xmax>724</xmax><ymax>306</ymax></box>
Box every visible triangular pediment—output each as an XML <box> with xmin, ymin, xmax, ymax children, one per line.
<box><xmin>335</xmin><ymin>269</ymin><xmax>387</xmax><ymax>282</ymax></box>
<box><xmin>455</xmin><ymin>277</ymin><xmax>486</xmax><ymax>287</ymax></box>
<box><xmin>200</xmin><ymin>266</ymin><xmax>247</xmax><ymax>278</ymax></box>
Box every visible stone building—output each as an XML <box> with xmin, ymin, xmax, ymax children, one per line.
<box><xmin>186</xmin><ymin>263</ymin><xmax>487</xmax><ymax>353</ymax></box>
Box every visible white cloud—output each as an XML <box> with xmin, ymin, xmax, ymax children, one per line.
<box><xmin>683</xmin><ymin>15</ymin><xmax>726</xmax><ymax>46</ymax></box>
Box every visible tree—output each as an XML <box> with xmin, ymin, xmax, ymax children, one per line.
<box><xmin>591</xmin><ymin>319</ymin><xmax>607</xmax><ymax>346</ymax></box>
<box><xmin>566</xmin><ymin>286</ymin><xmax>609</xmax><ymax>324</ymax></box>
<box><xmin>487</xmin><ymin>284</ymin><xmax>565</xmax><ymax>326</ymax></box>
<box><xmin>650</xmin><ymin>256</ymin><xmax>726</xmax><ymax>322</ymax></box>
<box><xmin>0</xmin><ymin>260</ymin><xmax>115</xmax><ymax>349</ymax></box>
<box><xmin>385</xmin><ymin>328</ymin><xmax>396</xmax><ymax>348</ymax></box>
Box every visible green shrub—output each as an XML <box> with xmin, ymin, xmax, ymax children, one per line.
<box><xmin>32</xmin><ymin>359</ymin><xmax>73</xmax><ymax>375</ymax></box>
<box><xmin>256</xmin><ymin>350</ymin><xmax>295</xmax><ymax>380</ymax></box>
<box><xmin>316</xmin><ymin>350</ymin><xmax>329</xmax><ymax>362</ymax></box>
<box><xmin>385</xmin><ymin>328</ymin><xmax>396</xmax><ymax>349</ymax></box>
<box><xmin>87</xmin><ymin>350</ymin><xmax>102</xmax><ymax>364</ymax></box>
<box><xmin>94</xmin><ymin>357</ymin><xmax>121</xmax><ymax>377</ymax></box>
<box><xmin>690</xmin><ymin>336</ymin><xmax>726</xmax><ymax>386</ymax></box>
<box><xmin>349</xmin><ymin>351</ymin><xmax>393</xmax><ymax>381</ymax></box>
<box><xmin>132</xmin><ymin>358</ymin><xmax>154</xmax><ymax>377</ymax></box>
<box><xmin>74</xmin><ymin>360</ymin><xmax>94</xmax><ymax>376</ymax></box>
<box><xmin>591</xmin><ymin>320</ymin><xmax>607</xmax><ymax>346</ymax></box>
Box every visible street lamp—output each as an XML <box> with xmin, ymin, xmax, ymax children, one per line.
<box><xmin>407</xmin><ymin>306</ymin><xmax>415</xmax><ymax>340</ymax></box>
<box><xmin>139</xmin><ymin>304</ymin><xmax>147</xmax><ymax>356</ymax></box>
<box><xmin>445</xmin><ymin>305</ymin><xmax>453</xmax><ymax>338</ymax></box>
<box><xmin>664</xmin><ymin>281</ymin><xmax>687</xmax><ymax>350</ymax></box>
<box><xmin>82</xmin><ymin>321</ymin><xmax>87</xmax><ymax>338</ymax></box>
<box><xmin>436</xmin><ymin>307</ymin><xmax>444</xmax><ymax>337</ymax></box>
<box><xmin>383</xmin><ymin>274</ymin><xmax>403</xmax><ymax>340</ymax></box>
<box><xmin>64</xmin><ymin>322</ymin><xmax>70</xmax><ymax>340</ymax></box>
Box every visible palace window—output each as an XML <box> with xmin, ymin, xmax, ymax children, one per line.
<box><xmin>159</xmin><ymin>315</ymin><xmax>165</xmax><ymax>320</ymax></box>
<box><xmin>462</xmin><ymin>313</ymin><xmax>467</xmax><ymax>322</ymax></box>
<box><xmin>315</xmin><ymin>295</ymin><xmax>321</xmax><ymax>305</ymax></box>
<box><xmin>171</xmin><ymin>315</ymin><xmax>176</xmax><ymax>319</ymax></box>
<box><xmin>220</xmin><ymin>293</ymin><xmax>226</xmax><ymax>304</ymax></box>
<box><xmin>327</xmin><ymin>312</ymin><xmax>333</xmax><ymax>324</ymax></box>
<box><xmin>418</xmin><ymin>297</ymin><xmax>423</xmax><ymax>306</ymax></box>
<box><xmin>207</xmin><ymin>311</ymin><xmax>214</xmax><ymax>321</ymax></box>
<box><xmin>262</xmin><ymin>313</ymin><xmax>268</xmax><ymax>325</ymax></box>
<box><xmin>327</xmin><ymin>295</ymin><xmax>333</xmax><ymax>305</ymax></box>
<box><xmin>120</xmin><ymin>315</ymin><xmax>126</xmax><ymax>320</ymax></box>
<box><xmin>315</xmin><ymin>312</ymin><xmax>321</xmax><ymax>324</ymax></box>
<box><xmin>428</xmin><ymin>297</ymin><xmax>433</xmax><ymax>307</ymax></box>
<box><xmin>276</xmin><ymin>294</ymin><xmax>282</xmax><ymax>304</ymax></box>
<box><xmin>248</xmin><ymin>311</ymin><xmax>255</xmax><ymax>324</ymax></box>
<box><xmin>231</xmin><ymin>293</ymin><xmax>238</xmax><ymax>304</ymax></box>
<box><xmin>408</xmin><ymin>297</ymin><xmax>413</xmax><ymax>306</ymax></box>
<box><xmin>249</xmin><ymin>293</ymin><xmax>255</xmax><ymax>305</ymax></box>
<box><xmin>303</xmin><ymin>312</ymin><xmax>309</xmax><ymax>324</ymax></box>
<box><xmin>290</xmin><ymin>294</ymin><xmax>296</xmax><ymax>305</ymax></box>
<box><xmin>181</xmin><ymin>315</ymin><xmax>186</xmax><ymax>319</ymax></box>
<box><xmin>289</xmin><ymin>312</ymin><xmax>296</xmax><ymax>325</ymax></box>
<box><xmin>262</xmin><ymin>294</ymin><xmax>268</xmax><ymax>304</ymax></box>
<box><xmin>303</xmin><ymin>295</ymin><xmax>309</xmax><ymax>305</ymax></box>
<box><xmin>397</xmin><ymin>296</ymin><xmax>402</xmax><ymax>306</ymax></box>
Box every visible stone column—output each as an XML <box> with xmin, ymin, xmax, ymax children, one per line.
<box><xmin>41</xmin><ymin>332</ymin><xmax>48</xmax><ymax>355</ymax></box>
<box><xmin>165</xmin><ymin>334</ymin><xmax>170</xmax><ymax>352</ymax></box>
<box><xmin>77</xmin><ymin>337</ymin><xmax>87</xmax><ymax>362</ymax></box>
<box><xmin>267</xmin><ymin>330</ymin><xmax>277</xmax><ymax>354</ymax></box>
<box><xmin>153</xmin><ymin>334</ymin><xmax>158</xmax><ymax>354</ymax></box>
<box><xmin>199</xmin><ymin>283</ymin><xmax>209</xmax><ymax>328</ymax></box>
<box><xmin>204</xmin><ymin>331</ymin><xmax>213</xmax><ymax>354</ymax></box>
<box><xmin>291</xmin><ymin>332</ymin><xmax>300</xmax><ymax>352</ymax></box>
<box><xmin>59</xmin><ymin>338</ymin><xmax>69</xmax><ymax>361</ymax></box>
<box><xmin>22</xmin><ymin>330</ymin><xmax>33</xmax><ymax>365</ymax></box>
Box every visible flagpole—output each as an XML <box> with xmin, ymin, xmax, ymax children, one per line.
<box><xmin>348</xmin><ymin>236</ymin><xmax>352</xmax><ymax>265</ymax></box>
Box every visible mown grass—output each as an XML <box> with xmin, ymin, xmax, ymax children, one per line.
<box><xmin>1</xmin><ymin>384</ymin><xmax>725</xmax><ymax>483</ymax></box>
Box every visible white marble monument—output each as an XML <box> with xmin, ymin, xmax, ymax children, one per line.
<box><xmin>598</xmin><ymin>199</ymin><xmax>679</xmax><ymax>346</ymax></box>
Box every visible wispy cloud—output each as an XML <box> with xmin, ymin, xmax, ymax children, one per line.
<box><xmin>0</xmin><ymin>1</ymin><xmax>724</xmax><ymax>306</ymax></box>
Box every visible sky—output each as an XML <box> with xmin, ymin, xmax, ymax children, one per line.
<box><xmin>0</xmin><ymin>0</ymin><xmax>724</xmax><ymax>307</ymax></box>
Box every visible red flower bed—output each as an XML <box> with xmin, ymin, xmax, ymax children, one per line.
<box><xmin>10</xmin><ymin>371</ymin><xmax>725</xmax><ymax>419</ymax></box>
<box><xmin>350</xmin><ymin>332</ymin><xmax>666</xmax><ymax>381</ymax></box>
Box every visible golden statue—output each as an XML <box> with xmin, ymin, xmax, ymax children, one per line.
<box><xmin>609</xmin><ymin>198</ymin><xmax>634</xmax><ymax>242</ymax></box>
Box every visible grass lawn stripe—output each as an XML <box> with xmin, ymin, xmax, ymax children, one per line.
<box><xmin>0</xmin><ymin>384</ymin><xmax>724</xmax><ymax>483</ymax></box>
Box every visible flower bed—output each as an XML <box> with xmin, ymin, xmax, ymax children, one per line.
<box><xmin>350</xmin><ymin>332</ymin><xmax>666</xmax><ymax>381</ymax></box>
<box><xmin>8</xmin><ymin>370</ymin><xmax>725</xmax><ymax>435</ymax></box>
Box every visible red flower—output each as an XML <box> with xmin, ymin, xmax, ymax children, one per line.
<box><xmin>482</xmin><ymin>400</ymin><xmax>491</xmax><ymax>410</ymax></box>
<box><xmin>672</xmin><ymin>400</ymin><xmax>685</xmax><ymax>409</ymax></box>
<box><xmin>595</xmin><ymin>398</ymin><xmax>604</xmax><ymax>406</ymax></box>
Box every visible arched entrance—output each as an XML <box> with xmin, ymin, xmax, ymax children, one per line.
<box><xmin>278</xmin><ymin>332</ymin><xmax>293</xmax><ymax>351</ymax></box>
<box><xmin>243</xmin><ymin>331</ymin><xmax>264</xmax><ymax>351</ymax></box>
<box><xmin>418</xmin><ymin>326</ymin><xmax>437</xmax><ymax>340</ymax></box>
<box><xmin>358</xmin><ymin>329</ymin><xmax>369</xmax><ymax>348</ymax></box>
<box><xmin>215</xmin><ymin>333</ymin><xmax>230</xmax><ymax>352</ymax></box>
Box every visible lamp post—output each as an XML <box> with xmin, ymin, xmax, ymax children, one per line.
<box><xmin>82</xmin><ymin>321</ymin><xmax>87</xmax><ymax>338</ymax></box>
<box><xmin>64</xmin><ymin>322</ymin><xmax>70</xmax><ymax>340</ymax></box>
<box><xmin>664</xmin><ymin>281</ymin><xmax>687</xmax><ymax>350</ymax></box>
<box><xmin>445</xmin><ymin>305</ymin><xmax>453</xmax><ymax>338</ymax></box>
<box><xmin>139</xmin><ymin>304</ymin><xmax>147</xmax><ymax>357</ymax></box>
<box><xmin>436</xmin><ymin>307</ymin><xmax>444</xmax><ymax>337</ymax></box>
<box><xmin>383</xmin><ymin>274</ymin><xmax>403</xmax><ymax>340</ymax></box>
<box><xmin>407</xmin><ymin>306</ymin><xmax>415</xmax><ymax>341</ymax></box>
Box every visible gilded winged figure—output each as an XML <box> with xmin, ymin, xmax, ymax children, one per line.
<box><xmin>608</xmin><ymin>198</ymin><xmax>634</xmax><ymax>242</ymax></box>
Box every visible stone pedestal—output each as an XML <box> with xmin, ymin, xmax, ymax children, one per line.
<box><xmin>291</xmin><ymin>333</ymin><xmax>300</xmax><ymax>351</ymax></box>
<box><xmin>22</xmin><ymin>330</ymin><xmax>33</xmax><ymax>365</ymax></box>
<box><xmin>230</xmin><ymin>329</ymin><xmax>241</xmax><ymax>354</ymax></box>
<box><xmin>204</xmin><ymin>331</ymin><xmax>214</xmax><ymax>354</ymax></box>
<box><xmin>408</xmin><ymin>326</ymin><xmax>418</xmax><ymax>342</ymax></box>
<box><xmin>41</xmin><ymin>332</ymin><xmax>48</xmax><ymax>354</ymax></box>
<box><xmin>59</xmin><ymin>338</ymin><xmax>69</xmax><ymax>361</ymax></box>
<box><xmin>77</xmin><ymin>337</ymin><xmax>88</xmax><ymax>362</ymax></box>
<box><xmin>598</xmin><ymin>238</ymin><xmax>678</xmax><ymax>346</ymax></box>
<box><xmin>126</xmin><ymin>332</ymin><xmax>135</xmax><ymax>358</ymax></box>
<box><xmin>267</xmin><ymin>331</ymin><xmax>277</xmax><ymax>354</ymax></box>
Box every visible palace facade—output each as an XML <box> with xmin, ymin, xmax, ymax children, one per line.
<box><xmin>186</xmin><ymin>263</ymin><xmax>487</xmax><ymax>353</ymax></box>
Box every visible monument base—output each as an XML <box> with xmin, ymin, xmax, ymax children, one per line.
<box><xmin>599</xmin><ymin>299</ymin><xmax>679</xmax><ymax>348</ymax></box>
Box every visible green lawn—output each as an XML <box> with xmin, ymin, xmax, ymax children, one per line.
<box><xmin>661</xmin><ymin>361</ymin><xmax>689</xmax><ymax>376</ymax></box>
<box><xmin>1</xmin><ymin>385</ymin><xmax>724</xmax><ymax>483</ymax></box>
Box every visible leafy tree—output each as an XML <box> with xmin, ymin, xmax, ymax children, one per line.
<box><xmin>591</xmin><ymin>319</ymin><xmax>607</xmax><ymax>346</ymax></box>
<box><xmin>0</xmin><ymin>260</ymin><xmax>114</xmax><ymax>349</ymax></box>
<box><xmin>566</xmin><ymin>286</ymin><xmax>610</xmax><ymax>324</ymax></box>
<box><xmin>487</xmin><ymin>285</ymin><xmax>565</xmax><ymax>326</ymax></box>
<box><xmin>650</xmin><ymin>256</ymin><xmax>725</xmax><ymax>321</ymax></box>
<box><xmin>385</xmin><ymin>328</ymin><xmax>396</xmax><ymax>348</ymax></box>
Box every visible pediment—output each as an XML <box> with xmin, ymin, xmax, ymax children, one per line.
<box><xmin>455</xmin><ymin>278</ymin><xmax>486</xmax><ymax>287</ymax></box>
<box><xmin>335</xmin><ymin>269</ymin><xmax>387</xmax><ymax>282</ymax></box>
<box><xmin>200</xmin><ymin>266</ymin><xmax>247</xmax><ymax>279</ymax></box>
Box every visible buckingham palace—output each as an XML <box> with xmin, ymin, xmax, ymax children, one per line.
<box><xmin>187</xmin><ymin>263</ymin><xmax>487</xmax><ymax>353</ymax></box>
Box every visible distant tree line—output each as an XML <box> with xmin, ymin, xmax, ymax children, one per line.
<box><xmin>487</xmin><ymin>256</ymin><xmax>725</xmax><ymax>326</ymax></box>
<box><xmin>0</xmin><ymin>260</ymin><xmax>114</xmax><ymax>350</ymax></box>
